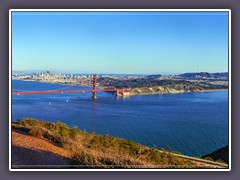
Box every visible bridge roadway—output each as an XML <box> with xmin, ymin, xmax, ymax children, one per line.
<box><xmin>12</xmin><ymin>88</ymin><xmax>117</xmax><ymax>95</ymax></box>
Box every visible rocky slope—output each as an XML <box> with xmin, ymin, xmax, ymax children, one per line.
<box><xmin>128</xmin><ymin>85</ymin><xmax>204</xmax><ymax>96</ymax></box>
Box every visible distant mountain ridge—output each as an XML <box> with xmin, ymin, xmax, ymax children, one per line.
<box><xmin>178</xmin><ymin>72</ymin><xmax>228</xmax><ymax>79</ymax></box>
<box><xmin>146</xmin><ymin>74</ymin><xmax>162</xmax><ymax>78</ymax></box>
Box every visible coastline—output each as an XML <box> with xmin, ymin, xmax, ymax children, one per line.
<box><xmin>127</xmin><ymin>87</ymin><xmax>228</xmax><ymax>97</ymax></box>
<box><xmin>12</xmin><ymin>79</ymin><xmax>93</xmax><ymax>88</ymax></box>
<box><xmin>12</xmin><ymin>79</ymin><xmax>228</xmax><ymax>96</ymax></box>
<box><xmin>200</xmin><ymin>89</ymin><xmax>228</xmax><ymax>92</ymax></box>
<box><xmin>125</xmin><ymin>90</ymin><xmax>228</xmax><ymax>97</ymax></box>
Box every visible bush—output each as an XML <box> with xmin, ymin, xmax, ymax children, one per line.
<box><xmin>216</xmin><ymin>159</ymin><xmax>226</xmax><ymax>164</ymax></box>
<box><xmin>87</xmin><ymin>135</ymin><xmax>112</xmax><ymax>149</ymax></box>
<box><xmin>16</xmin><ymin>119</ymin><xmax>22</xmax><ymax>124</ymax></box>
<box><xmin>43</xmin><ymin>131</ymin><xmax>62</xmax><ymax>145</ymax></box>
<box><xmin>119</xmin><ymin>140</ymin><xmax>141</xmax><ymax>157</ymax></box>
<box><xmin>40</xmin><ymin>120</ymin><xmax>55</xmax><ymax>131</ymax></box>
<box><xmin>23</xmin><ymin>118</ymin><xmax>39</xmax><ymax>126</ymax></box>
<box><xmin>171</xmin><ymin>151</ymin><xmax>183</xmax><ymax>155</ymax></box>
<box><xmin>147</xmin><ymin>148</ymin><xmax>161</xmax><ymax>161</ymax></box>
<box><xmin>55</xmin><ymin>121</ymin><xmax>70</xmax><ymax>137</ymax></box>
<box><xmin>28</xmin><ymin>126</ymin><xmax>47</xmax><ymax>137</ymax></box>
<box><xmin>203</xmin><ymin>156</ymin><xmax>214</xmax><ymax>161</ymax></box>
<box><xmin>72</xmin><ymin>151</ymin><xmax>100</xmax><ymax>166</ymax></box>
<box><xmin>70</xmin><ymin>126</ymin><xmax>82</xmax><ymax>139</ymax></box>
<box><xmin>71</xmin><ymin>150</ymin><xmax>143</xmax><ymax>168</ymax></box>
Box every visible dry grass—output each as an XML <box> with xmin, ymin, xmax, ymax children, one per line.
<box><xmin>11</xmin><ymin>118</ymin><xmax>222</xmax><ymax>168</ymax></box>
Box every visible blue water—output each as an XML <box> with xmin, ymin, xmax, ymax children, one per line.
<box><xmin>12</xmin><ymin>80</ymin><xmax>229</xmax><ymax>156</ymax></box>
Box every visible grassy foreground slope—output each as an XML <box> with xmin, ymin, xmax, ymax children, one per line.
<box><xmin>12</xmin><ymin>118</ymin><xmax>228</xmax><ymax>168</ymax></box>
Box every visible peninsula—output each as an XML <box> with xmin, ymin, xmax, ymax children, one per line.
<box><xmin>12</xmin><ymin>72</ymin><xmax>228</xmax><ymax>96</ymax></box>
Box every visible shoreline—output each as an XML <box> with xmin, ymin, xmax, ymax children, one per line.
<box><xmin>12</xmin><ymin>79</ymin><xmax>228</xmax><ymax>96</ymax></box>
<box><xmin>200</xmin><ymin>89</ymin><xmax>228</xmax><ymax>92</ymax></box>
<box><xmin>12</xmin><ymin>79</ymin><xmax>110</xmax><ymax>89</ymax></box>
<box><xmin>12</xmin><ymin>79</ymin><xmax>93</xmax><ymax>88</ymax></box>
<box><xmin>127</xmin><ymin>88</ymin><xmax>228</xmax><ymax>97</ymax></box>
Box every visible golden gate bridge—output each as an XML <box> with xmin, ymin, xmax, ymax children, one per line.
<box><xmin>12</xmin><ymin>75</ymin><xmax>130</xmax><ymax>98</ymax></box>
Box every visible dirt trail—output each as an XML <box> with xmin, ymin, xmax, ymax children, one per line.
<box><xmin>12</xmin><ymin>130</ymin><xmax>72</xmax><ymax>168</ymax></box>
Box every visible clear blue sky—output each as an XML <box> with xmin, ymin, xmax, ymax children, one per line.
<box><xmin>12</xmin><ymin>11</ymin><xmax>229</xmax><ymax>74</ymax></box>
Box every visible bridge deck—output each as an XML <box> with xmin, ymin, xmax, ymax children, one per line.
<box><xmin>12</xmin><ymin>88</ymin><xmax>117</xmax><ymax>95</ymax></box>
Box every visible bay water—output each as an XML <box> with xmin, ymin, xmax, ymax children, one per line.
<box><xmin>12</xmin><ymin>80</ymin><xmax>229</xmax><ymax>157</ymax></box>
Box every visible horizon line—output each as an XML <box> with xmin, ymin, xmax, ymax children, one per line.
<box><xmin>12</xmin><ymin>70</ymin><xmax>228</xmax><ymax>75</ymax></box>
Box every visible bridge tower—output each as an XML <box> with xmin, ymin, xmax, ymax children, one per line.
<box><xmin>93</xmin><ymin>74</ymin><xmax>97</xmax><ymax>99</ymax></box>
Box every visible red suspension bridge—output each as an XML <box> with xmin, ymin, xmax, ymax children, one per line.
<box><xmin>12</xmin><ymin>75</ymin><xmax>130</xmax><ymax>99</ymax></box>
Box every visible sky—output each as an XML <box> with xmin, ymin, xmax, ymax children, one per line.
<box><xmin>12</xmin><ymin>11</ymin><xmax>229</xmax><ymax>74</ymax></box>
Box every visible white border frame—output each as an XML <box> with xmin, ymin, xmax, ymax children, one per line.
<box><xmin>9</xmin><ymin>9</ymin><xmax>231</xmax><ymax>171</ymax></box>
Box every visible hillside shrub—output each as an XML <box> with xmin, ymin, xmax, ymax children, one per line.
<box><xmin>203</xmin><ymin>156</ymin><xmax>214</xmax><ymax>161</ymax></box>
<box><xmin>28</xmin><ymin>126</ymin><xmax>47</xmax><ymax>137</ymax></box>
<box><xmin>23</xmin><ymin>118</ymin><xmax>39</xmax><ymax>126</ymax></box>
<box><xmin>55</xmin><ymin>121</ymin><xmax>70</xmax><ymax>137</ymax></box>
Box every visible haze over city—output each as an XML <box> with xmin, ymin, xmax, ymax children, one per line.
<box><xmin>12</xmin><ymin>11</ymin><xmax>228</xmax><ymax>74</ymax></box>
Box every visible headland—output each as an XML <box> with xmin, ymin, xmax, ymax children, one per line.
<box><xmin>12</xmin><ymin>71</ymin><xmax>228</xmax><ymax>96</ymax></box>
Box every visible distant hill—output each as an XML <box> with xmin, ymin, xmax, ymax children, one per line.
<box><xmin>178</xmin><ymin>72</ymin><xmax>228</xmax><ymax>79</ymax></box>
<box><xmin>146</xmin><ymin>74</ymin><xmax>162</xmax><ymax>78</ymax></box>
<box><xmin>202</xmin><ymin>145</ymin><xmax>229</xmax><ymax>164</ymax></box>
